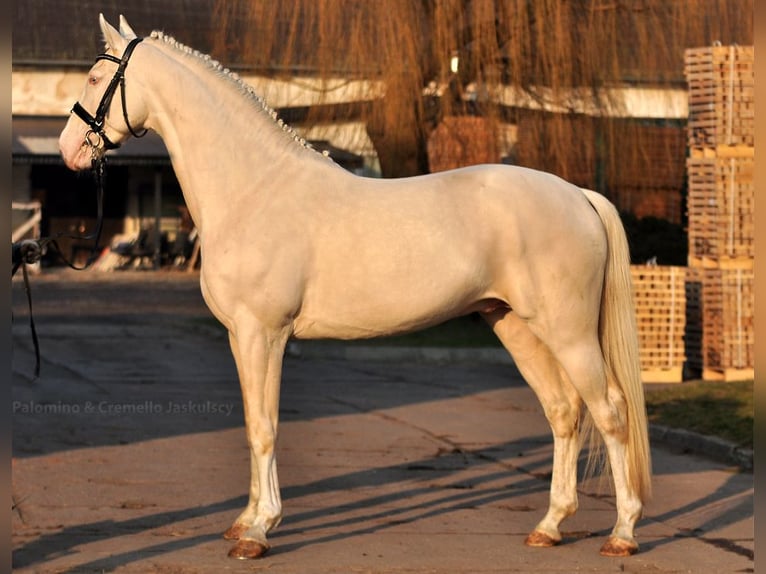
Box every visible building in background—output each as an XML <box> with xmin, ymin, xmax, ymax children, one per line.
<box><xmin>12</xmin><ymin>0</ymin><xmax>753</xmax><ymax>267</ymax></box>
<box><xmin>12</xmin><ymin>0</ymin><xmax>371</xmax><ymax>267</ymax></box>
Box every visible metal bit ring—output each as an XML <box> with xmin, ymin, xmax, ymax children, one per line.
<box><xmin>85</xmin><ymin>130</ymin><xmax>104</xmax><ymax>159</ymax></box>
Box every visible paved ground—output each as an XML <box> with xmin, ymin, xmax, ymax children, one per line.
<box><xmin>11</xmin><ymin>271</ymin><xmax>754</xmax><ymax>573</ymax></box>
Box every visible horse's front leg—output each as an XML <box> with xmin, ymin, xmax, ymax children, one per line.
<box><xmin>224</xmin><ymin>324</ymin><xmax>289</xmax><ymax>559</ymax></box>
<box><xmin>222</xmin><ymin>330</ymin><xmax>265</xmax><ymax>542</ymax></box>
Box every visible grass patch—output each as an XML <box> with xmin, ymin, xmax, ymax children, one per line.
<box><xmin>644</xmin><ymin>380</ymin><xmax>753</xmax><ymax>449</ymax></box>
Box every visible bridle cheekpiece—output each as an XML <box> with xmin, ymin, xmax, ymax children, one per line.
<box><xmin>72</xmin><ymin>37</ymin><xmax>147</xmax><ymax>153</ymax></box>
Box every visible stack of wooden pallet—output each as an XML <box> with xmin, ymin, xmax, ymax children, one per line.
<box><xmin>686</xmin><ymin>148</ymin><xmax>755</xmax><ymax>267</ymax></box>
<box><xmin>686</xmin><ymin>45</ymin><xmax>754</xmax><ymax>148</ymax></box>
<box><xmin>684</xmin><ymin>45</ymin><xmax>754</xmax><ymax>382</ymax></box>
<box><xmin>631</xmin><ymin>265</ymin><xmax>687</xmax><ymax>383</ymax></box>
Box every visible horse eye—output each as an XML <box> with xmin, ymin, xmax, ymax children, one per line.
<box><xmin>88</xmin><ymin>75</ymin><xmax>99</xmax><ymax>86</ymax></box>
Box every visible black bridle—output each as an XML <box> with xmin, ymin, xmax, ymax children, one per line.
<box><xmin>71</xmin><ymin>37</ymin><xmax>147</xmax><ymax>152</ymax></box>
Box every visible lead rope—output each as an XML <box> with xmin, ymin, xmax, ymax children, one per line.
<box><xmin>12</xmin><ymin>147</ymin><xmax>108</xmax><ymax>379</ymax></box>
<box><xmin>12</xmin><ymin>242</ymin><xmax>42</xmax><ymax>378</ymax></box>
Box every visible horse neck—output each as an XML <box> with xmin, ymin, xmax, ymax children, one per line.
<box><xmin>139</xmin><ymin>40</ymin><xmax>334</xmax><ymax>233</ymax></box>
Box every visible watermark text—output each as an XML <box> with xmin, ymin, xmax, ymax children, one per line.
<box><xmin>12</xmin><ymin>400</ymin><xmax>236</xmax><ymax>417</ymax></box>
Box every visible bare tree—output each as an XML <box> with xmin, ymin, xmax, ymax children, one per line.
<box><xmin>212</xmin><ymin>0</ymin><xmax>752</xmax><ymax>180</ymax></box>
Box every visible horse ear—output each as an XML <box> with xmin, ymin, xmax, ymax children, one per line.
<box><xmin>118</xmin><ymin>15</ymin><xmax>138</xmax><ymax>40</ymax></box>
<box><xmin>99</xmin><ymin>13</ymin><xmax>127</xmax><ymax>53</ymax></box>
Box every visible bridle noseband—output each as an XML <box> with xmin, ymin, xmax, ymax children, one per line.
<box><xmin>72</xmin><ymin>37</ymin><xmax>147</xmax><ymax>152</ymax></box>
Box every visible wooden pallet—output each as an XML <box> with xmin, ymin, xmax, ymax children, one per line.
<box><xmin>631</xmin><ymin>265</ymin><xmax>686</xmax><ymax>383</ymax></box>
<box><xmin>686</xmin><ymin>154</ymin><xmax>754</xmax><ymax>263</ymax></box>
<box><xmin>702</xmin><ymin>367</ymin><xmax>754</xmax><ymax>382</ymax></box>
<box><xmin>642</xmin><ymin>366</ymin><xmax>685</xmax><ymax>384</ymax></box>
<box><xmin>690</xmin><ymin>145</ymin><xmax>754</xmax><ymax>159</ymax></box>
<box><xmin>685</xmin><ymin>45</ymin><xmax>754</xmax><ymax>148</ymax></box>
<box><xmin>686</xmin><ymin>267</ymin><xmax>755</xmax><ymax>381</ymax></box>
<box><xmin>687</xmin><ymin>255</ymin><xmax>753</xmax><ymax>270</ymax></box>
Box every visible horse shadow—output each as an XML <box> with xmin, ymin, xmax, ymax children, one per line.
<box><xmin>12</xmin><ymin>435</ymin><xmax>557</xmax><ymax>571</ymax></box>
<box><xmin>12</xmin><ymin>432</ymin><xmax>753</xmax><ymax>571</ymax></box>
<box><xmin>637</xmin><ymin>474</ymin><xmax>753</xmax><ymax>559</ymax></box>
<box><xmin>11</xmin><ymin>495</ymin><xmax>245</xmax><ymax>570</ymax></box>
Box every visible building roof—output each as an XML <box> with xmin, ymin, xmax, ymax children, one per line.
<box><xmin>11</xmin><ymin>116</ymin><xmax>363</xmax><ymax>169</ymax></box>
<box><xmin>12</xmin><ymin>115</ymin><xmax>172</xmax><ymax>165</ymax></box>
<box><xmin>13</xmin><ymin>0</ymin><xmax>220</xmax><ymax>67</ymax></box>
<box><xmin>12</xmin><ymin>2</ymin><xmax>369</xmax><ymax>166</ymax></box>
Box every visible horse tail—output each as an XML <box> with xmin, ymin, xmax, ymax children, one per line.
<box><xmin>581</xmin><ymin>188</ymin><xmax>652</xmax><ymax>503</ymax></box>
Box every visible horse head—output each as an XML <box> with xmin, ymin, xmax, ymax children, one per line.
<box><xmin>59</xmin><ymin>14</ymin><xmax>148</xmax><ymax>170</ymax></box>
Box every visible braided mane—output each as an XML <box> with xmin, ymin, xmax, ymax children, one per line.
<box><xmin>148</xmin><ymin>30</ymin><xmax>331</xmax><ymax>159</ymax></box>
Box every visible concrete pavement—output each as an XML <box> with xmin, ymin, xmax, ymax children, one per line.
<box><xmin>11</xmin><ymin>271</ymin><xmax>754</xmax><ymax>573</ymax></box>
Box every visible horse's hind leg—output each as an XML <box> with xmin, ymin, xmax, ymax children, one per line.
<box><xmin>483</xmin><ymin>310</ymin><xmax>582</xmax><ymax>547</ymax></box>
<box><xmin>224</xmin><ymin>324</ymin><xmax>289</xmax><ymax>559</ymax></box>
<box><xmin>550</xmin><ymin>340</ymin><xmax>643</xmax><ymax>556</ymax></box>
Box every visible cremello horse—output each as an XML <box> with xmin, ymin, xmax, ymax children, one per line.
<box><xmin>59</xmin><ymin>15</ymin><xmax>652</xmax><ymax>561</ymax></box>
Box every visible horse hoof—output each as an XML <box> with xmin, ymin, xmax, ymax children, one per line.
<box><xmin>524</xmin><ymin>530</ymin><xmax>560</xmax><ymax>547</ymax></box>
<box><xmin>228</xmin><ymin>539</ymin><xmax>270</xmax><ymax>559</ymax></box>
<box><xmin>223</xmin><ymin>523</ymin><xmax>248</xmax><ymax>540</ymax></box>
<box><xmin>599</xmin><ymin>535</ymin><xmax>638</xmax><ymax>557</ymax></box>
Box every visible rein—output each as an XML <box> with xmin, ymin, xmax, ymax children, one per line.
<box><xmin>13</xmin><ymin>38</ymin><xmax>146</xmax><ymax>379</ymax></box>
<box><xmin>12</xmin><ymin>156</ymin><xmax>107</xmax><ymax>379</ymax></box>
